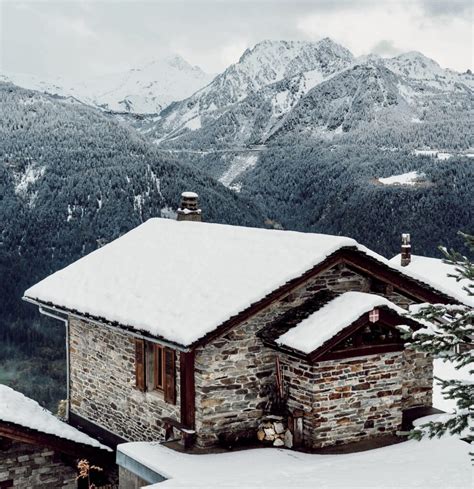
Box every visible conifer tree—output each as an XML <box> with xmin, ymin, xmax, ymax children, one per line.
<box><xmin>405</xmin><ymin>233</ymin><xmax>473</xmax><ymax>442</ymax></box>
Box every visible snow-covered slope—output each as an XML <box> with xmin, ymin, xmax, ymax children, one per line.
<box><xmin>76</xmin><ymin>55</ymin><xmax>214</xmax><ymax>114</ymax></box>
<box><xmin>149</xmin><ymin>40</ymin><xmax>473</xmax><ymax>155</ymax></box>
<box><xmin>118</xmin><ymin>437</ymin><xmax>472</xmax><ymax>489</ymax></box>
<box><xmin>1</xmin><ymin>55</ymin><xmax>213</xmax><ymax>114</ymax></box>
<box><xmin>385</xmin><ymin>51</ymin><xmax>474</xmax><ymax>92</ymax></box>
<box><xmin>153</xmin><ymin>38</ymin><xmax>354</xmax><ymax>141</ymax></box>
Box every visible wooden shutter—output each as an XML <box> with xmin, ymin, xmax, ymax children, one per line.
<box><xmin>164</xmin><ymin>348</ymin><xmax>176</xmax><ymax>404</ymax></box>
<box><xmin>135</xmin><ymin>338</ymin><xmax>146</xmax><ymax>392</ymax></box>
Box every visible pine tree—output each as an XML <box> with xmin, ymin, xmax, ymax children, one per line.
<box><xmin>405</xmin><ymin>232</ymin><xmax>473</xmax><ymax>442</ymax></box>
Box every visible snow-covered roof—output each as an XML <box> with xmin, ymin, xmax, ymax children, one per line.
<box><xmin>389</xmin><ymin>254</ymin><xmax>474</xmax><ymax>308</ymax></box>
<box><xmin>0</xmin><ymin>385</ymin><xmax>111</xmax><ymax>451</ymax></box>
<box><xmin>276</xmin><ymin>292</ymin><xmax>407</xmax><ymax>354</ymax></box>
<box><xmin>24</xmin><ymin>219</ymin><xmax>461</xmax><ymax>347</ymax></box>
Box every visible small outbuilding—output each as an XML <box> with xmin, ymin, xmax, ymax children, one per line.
<box><xmin>0</xmin><ymin>385</ymin><xmax>113</xmax><ymax>488</ymax></box>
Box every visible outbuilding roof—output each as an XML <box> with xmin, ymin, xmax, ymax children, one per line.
<box><xmin>0</xmin><ymin>385</ymin><xmax>110</xmax><ymax>451</ymax></box>
<box><xmin>24</xmin><ymin>218</ymin><xmax>462</xmax><ymax>347</ymax></box>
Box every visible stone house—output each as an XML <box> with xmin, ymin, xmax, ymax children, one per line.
<box><xmin>0</xmin><ymin>385</ymin><xmax>113</xmax><ymax>488</ymax></box>
<box><xmin>23</xmin><ymin>193</ymin><xmax>464</xmax><ymax>455</ymax></box>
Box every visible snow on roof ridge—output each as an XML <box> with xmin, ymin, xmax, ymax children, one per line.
<box><xmin>276</xmin><ymin>291</ymin><xmax>407</xmax><ymax>354</ymax></box>
<box><xmin>0</xmin><ymin>385</ymin><xmax>111</xmax><ymax>451</ymax></box>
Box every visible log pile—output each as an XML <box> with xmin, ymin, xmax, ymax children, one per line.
<box><xmin>257</xmin><ymin>416</ymin><xmax>293</xmax><ymax>448</ymax></box>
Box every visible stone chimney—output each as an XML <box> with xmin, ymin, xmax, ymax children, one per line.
<box><xmin>400</xmin><ymin>233</ymin><xmax>411</xmax><ymax>267</ymax></box>
<box><xmin>177</xmin><ymin>192</ymin><xmax>202</xmax><ymax>222</ymax></box>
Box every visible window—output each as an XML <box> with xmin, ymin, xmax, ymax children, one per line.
<box><xmin>135</xmin><ymin>339</ymin><xmax>176</xmax><ymax>404</ymax></box>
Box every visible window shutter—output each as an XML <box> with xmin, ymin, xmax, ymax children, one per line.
<box><xmin>135</xmin><ymin>338</ymin><xmax>146</xmax><ymax>392</ymax></box>
<box><xmin>164</xmin><ymin>348</ymin><xmax>176</xmax><ymax>404</ymax></box>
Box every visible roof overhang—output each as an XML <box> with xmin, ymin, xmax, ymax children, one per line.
<box><xmin>22</xmin><ymin>296</ymin><xmax>191</xmax><ymax>352</ymax></box>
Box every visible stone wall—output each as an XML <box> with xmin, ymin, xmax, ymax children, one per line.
<box><xmin>281</xmin><ymin>352</ymin><xmax>408</xmax><ymax>448</ymax></box>
<box><xmin>401</xmin><ymin>349</ymin><xmax>433</xmax><ymax>408</ymax></box>
<box><xmin>194</xmin><ymin>263</ymin><xmax>421</xmax><ymax>447</ymax></box>
<box><xmin>69</xmin><ymin>318</ymin><xmax>180</xmax><ymax>442</ymax></box>
<box><xmin>0</xmin><ymin>440</ymin><xmax>76</xmax><ymax>488</ymax></box>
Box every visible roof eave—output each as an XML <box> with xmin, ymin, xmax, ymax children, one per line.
<box><xmin>22</xmin><ymin>296</ymin><xmax>191</xmax><ymax>352</ymax></box>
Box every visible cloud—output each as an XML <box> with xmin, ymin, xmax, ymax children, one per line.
<box><xmin>371</xmin><ymin>40</ymin><xmax>403</xmax><ymax>57</ymax></box>
<box><xmin>296</xmin><ymin>1</ymin><xmax>473</xmax><ymax>71</ymax></box>
<box><xmin>1</xmin><ymin>0</ymin><xmax>472</xmax><ymax>79</ymax></box>
<box><xmin>419</xmin><ymin>0</ymin><xmax>472</xmax><ymax>17</ymax></box>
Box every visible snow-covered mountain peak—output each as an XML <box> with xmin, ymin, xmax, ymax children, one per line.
<box><xmin>1</xmin><ymin>54</ymin><xmax>214</xmax><ymax>115</ymax></box>
<box><xmin>384</xmin><ymin>50</ymin><xmax>473</xmax><ymax>92</ymax></box>
<box><xmin>143</xmin><ymin>54</ymin><xmax>208</xmax><ymax>76</ymax></box>
<box><xmin>153</xmin><ymin>38</ymin><xmax>355</xmax><ymax>139</ymax></box>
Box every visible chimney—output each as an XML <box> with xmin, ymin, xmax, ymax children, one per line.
<box><xmin>177</xmin><ymin>192</ymin><xmax>202</xmax><ymax>222</ymax></box>
<box><xmin>400</xmin><ymin>233</ymin><xmax>411</xmax><ymax>266</ymax></box>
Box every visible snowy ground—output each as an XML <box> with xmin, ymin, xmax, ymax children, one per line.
<box><xmin>119</xmin><ymin>435</ymin><xmax>472</xmax><ymax>489</ymax></box>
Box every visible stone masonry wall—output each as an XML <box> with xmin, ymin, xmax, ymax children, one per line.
<box><xmin>0</xmin><ymin>440</ymin><xmax>76</xmax><ymax>488</ymax></box>
<box><xmin>282</xmin><ymin>352</ymin><xmax>406</xmax><ymax>448</ymax></box>
<box><xmin>69</xmin><ymin>318</ymin><xmax>180</xmax><ymax>442</ymax></box>
<box><xmin>401</xmin><ymin>349</ymin><xmax>433</xmax><ymax>408</ymax></box>
<box><xmin>194</xmin><ymin>263</ymin><xmax>426</xmax><ymax>448</ymax></box>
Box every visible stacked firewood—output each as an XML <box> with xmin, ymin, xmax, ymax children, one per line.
<box><xmin>257</xmin><ymin>416</ymin><xmax>293</xmax><ymax>448</ymax></box>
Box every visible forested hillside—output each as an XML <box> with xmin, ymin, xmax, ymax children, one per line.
<box><xmin>236</xmin><ymin>142</ymin><xmax>473</xmax><ymax>256</ymax></box>
<box><xmin>0</xmin><ymin>82</ymin><xmax>265</xmax><ymax>409</ymax></box>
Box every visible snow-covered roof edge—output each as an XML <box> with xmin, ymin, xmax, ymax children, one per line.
<box><xmin>0</xmin><ymin>385</ymin><xmax>111</xmax><ymax>451</ymax></box>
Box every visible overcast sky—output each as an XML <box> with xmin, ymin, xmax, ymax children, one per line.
<box><xmin>0</xmin><ymin>0</ymin><xmax>472</xmax><ymax>79</ymax></box>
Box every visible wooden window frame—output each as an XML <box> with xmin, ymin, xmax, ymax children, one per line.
<box><xmin>134</xmin><ymin>339</ymin><xmax>176</xmax><ymax>404</ymax></box>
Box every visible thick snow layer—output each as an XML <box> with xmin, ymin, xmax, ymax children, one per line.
<box><xmin>276</xmin><ymin>292</ymin><xmax>407</xmax><ymax>354</ymax></box>
<box><xmin>25</xmin><ymin>219</ymin><xmax>465</xmax><ymax>346</ymax></box>
<box><xmin>378</xmin><ymin>171</ymin><xmax>424</xmax><ymax>186</ymax></box>
<box><xmin>0</xmin><ymin>385</ymin><xmax>110</xmax><ymax>450</ymax></box>
<box><xmin>389</xmin><ymin>254</ymin><xmax>474</xmax><ymax>307</ymax></box>
<box><xmin>118</xmin><ymin>436</ymin><xmax>472</xmax><ymax>489</ymax></box>
<box><xmin>25</xmin><ymin>219</ymin><xmax>359</xmax><ymax>346</ymax></box>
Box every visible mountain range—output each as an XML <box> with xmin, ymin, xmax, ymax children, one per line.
<box><xmin>147</xmin><ymin>40</ymin><xmax>472</xmax><ymax>158</ymax></box>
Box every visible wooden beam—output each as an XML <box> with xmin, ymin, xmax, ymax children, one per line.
<box><xmin>180</xmin><ymin>351</ymin><xmax>195</xmax><ymax>429</ymax></box>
